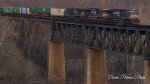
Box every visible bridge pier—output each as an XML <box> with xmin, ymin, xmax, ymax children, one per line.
<box><xmin>144</xmin><ymin>32</ymin><xmax>150</xmax><ymax>84</ymax></box>
<box><xmin>86</xmin><ymin>49</ymin><xmax>107</xmax><ymax>84</ymax></box>
<box><xmin>48</xmin><ymin>42</ymin><xmax>66</xmax><ymax>84</ymax></box>
<box><xmin>144</xmin><ymin>60</ymin><xmax>150</xmax><ymax>84</ymax></box>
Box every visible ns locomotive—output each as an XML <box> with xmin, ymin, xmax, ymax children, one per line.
<box><xmin>64</xmin><ymin>8</ymin><xmax>140</xmax><ymax>25</ymax></box>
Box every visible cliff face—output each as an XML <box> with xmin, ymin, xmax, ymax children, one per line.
<box><xmin>0</xmin><ymin>0</ymin><xmax>149</xmax><ymax>24</ymax></box>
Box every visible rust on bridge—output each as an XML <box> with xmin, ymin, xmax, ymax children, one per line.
<box><xmin>144</xmin><ymin>60</ymin><xmax>150</xmax><ymax>84</ymax></box>
<box><xmin>47</xmin><ymin>41</ymin><xmax>107</xmax><ymax>84</ymax></box>
<box><xmin>86</xmin><ymin>49</ymin><xmax>107</xmax><ymax>84</ymax></box>
<box><xmin>48</xmin><ymin>42</ymin><xmax>66</xmax><ymax>84</ymax></box>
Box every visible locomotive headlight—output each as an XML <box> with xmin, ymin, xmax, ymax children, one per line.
<box><xmin>81</xmin><ymin>12</ymin><xmax>85</xmax><ymax>16</ymax></box>
<box><xmin>102</xmin><ymin>13</ymin><xmax>108</xmax><ymax>17</ymax></box>
<box><xmin>130</xmin><ymin>14</ymin><xmax>138</xmax><ymax>19</ymax></box>
<box><xmin>80</xmin><ymin>12</ymin><xmax>85</xmax><ymax>17</ymax></box>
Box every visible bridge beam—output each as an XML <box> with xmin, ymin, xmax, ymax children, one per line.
<box><xmin>86</xmin><ymin>49</ymin><xmax>107</xmax><ymax>84</ymax></box>
<box><xmin>48</xmin><ymin>41</ymin><xmax>65</xmax><ymax>84</ymax></box>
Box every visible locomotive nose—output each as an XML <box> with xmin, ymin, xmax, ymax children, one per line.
<box><xmin>81</xmin><ymin>12</ymin><xmax>85</xmax><ymax>16</ymax></box>
<box><xmin>102</xmin><ymin>13</ymin><xmax>108</xmax><ymax>18</ymax></box>
<box><xmin>130</xmin><ymin>14</ymin><xmax>138</xmax><ymax>19</ymax></box>
<box><xmin>129</xmin><ymin>14</ymin><xmax>140</xmax><ymax>24</ymax></box>
<box><xmin>80</xmin><ymin>12</ymin><xmax>85</xmax><ymax>18</ymax></box>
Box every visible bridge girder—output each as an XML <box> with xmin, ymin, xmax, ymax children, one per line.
<box><xmin>51</xmin><ymin>21</ymin><xmax>150</xmax><ymax>59</ymax></box>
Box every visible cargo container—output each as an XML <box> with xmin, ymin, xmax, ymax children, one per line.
<box><xmin>12</xmin><ymin>7</ymin><xmax>20</xmax><ymax>13</ymax></box>
<box><xmin>20</xmin><ymin>8</ymin><xmax>30</xmax><ymax>14</ymax></box>
<box><xmin>0</xmin><ymin>8</ymin><xmax>4</xmax><ymax>13</ymax></box>
<box><xmin>29</xmin><ymin>6</ymin><xmax>39</xmax><ymax>13</ymax></box>
<box><xmin>39</xmin><ymin>7</ymin><xmax>50</xmax><ymax>13</ymax></box>
<box><xmin>51</xmin><ymin>8</ymin><xmax>65</xmax><ymax>16</ymax></box>
<box><xmin>27</xmin><ymin>8</ymin><xmax>30</xmax><ymax>14</ymax></box>
<box><xmin>20</xmin><ymin>8</ymin><xmax>27</xmax><ymax>14</ymax></box>
<box><xmin>29</xmin><ymin>6</ymin><xmax>50</xmax><ymax>14</ymax></box>
<box><xmin>4</xmin><ymin>8</ymin><xmax>12</xmax><ymax>13</ymax></box>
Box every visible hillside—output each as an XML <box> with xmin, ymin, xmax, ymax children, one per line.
<box><xmin>0</xmin><ymin>17</ymin><xmax>47</xmax><ymax>84</ymax></box>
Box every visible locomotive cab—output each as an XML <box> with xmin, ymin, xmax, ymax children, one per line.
<box><xmin>129</xmin><ymin>9</ymin><xmax>140</xmax><ymax>24</ymax></box>
<box><xmin>80</xmin><ymin>10</ymin><xmax>85</xmax><ymax>18</ymax></box>
<box><xmin>102</xmin><ymin>9</ymin><xmax>109</xmax><ymax>19</ymax></box>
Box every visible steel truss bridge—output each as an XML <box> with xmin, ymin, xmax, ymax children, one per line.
<box><xmin>51</xmin><ymin>18</ymin><xmax>150</xmax><ymax>59</ymax></box>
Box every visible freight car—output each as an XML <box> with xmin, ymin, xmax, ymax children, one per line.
<box><xmin>20</xmin><ymin>7</ymin><xmax>29</xmax><ymax>14</ymax></box>
<box><xmin>0</xmin><ymin>8</ymin><xmax>4</xmax><ymax>13</ymax></box>
<box><xmin>51</xmin><ymin>8</ymin><xmax>65</xmax><ymax>16</ymax></box>
<box><xmin>29</xmin><ymin>6</ymin><xmax>50</xmax><ymax>16</ymax></box>
<box><xmin>12</xmin><ymin>7</ymin><xmax>20</xmax><ymax>13</ymax></box>
<box><xmin>0</xmin><ymin>7</ymin><xmax>28</xmax><ymax>15</ymax></box>
<box><xmin>3</xmin><ymin>7</ymin><xmax>13</xmax><ymax>14</ymax></box>
<box><xmin>1</xmin><ymin>7</ymin><xmax>21</xmax><ymax>14</ymax></box>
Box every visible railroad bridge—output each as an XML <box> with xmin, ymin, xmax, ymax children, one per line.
<box><xmin>1</xmin><ymin>16</ymin><xmax>150</xmax><ymax>84</ymax></box>
<box><xmin>50</xmin><ymin>18</ymin><xmax>150</xmax><ymax>84</ymax></box>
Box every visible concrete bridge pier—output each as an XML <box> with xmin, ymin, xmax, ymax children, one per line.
<box><xmin>86</xmin><ymin>49</ymin><xmax>107</xmax><ymax>84</ymax></box>
<box><xmin>48</xmin><ymin>42</ymin><xmax>66</xmax><ymax>84</ymax></box>
<box><xmin>144</xmin><ymin>60</ymin><xmax>150</xmax><ymax>84</ymax></box>
<box><xmin>144</xmin><ymin>33</ymin><xmax>150</xmax><ymax>84</ymax></box>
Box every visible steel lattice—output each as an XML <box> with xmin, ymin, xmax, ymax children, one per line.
<box><xmin>51</xmin><ymin>21</ymin><xmax>150</xmax><ymax>59</ymax></box>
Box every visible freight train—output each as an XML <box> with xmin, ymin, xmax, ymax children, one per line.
<box><xmin>0</xmin><ymin>7</ymin><xmax>140</xmax><ymax>25</ymax></box>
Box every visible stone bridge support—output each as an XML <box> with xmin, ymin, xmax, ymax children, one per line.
<box><xmin>86</xmin><ymin>49</ymin><xmax>107</xmax><ymax>84</ymax></box>
<box><xmin>48</xmin><ymin>42</ymin><xmax>66</xmax><ymax>84</ymax></box>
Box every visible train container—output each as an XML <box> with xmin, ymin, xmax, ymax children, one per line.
<box><xmin>20</xmin><ymin>8</ymin><xmax>30</xmax><ymax>14</ymax></box>
<box><xmin>20</xmin><ymin>8</ymin><xmax>27</xmax><ymax>14</ymax></box>
<box><xmin>129</xmin><ymin>9</ymin><xmax>140</xmax><ymax>24</ymax></box>
<box><xmin>12</xmin><ymin>7</ymin><xmax>20</xmax><ymax>13</ymax></box>
<box><xmin>27</xmin><ymin>8</ymin><xmax>30</xmax><ymax>14</ymax></box>
<box><xmin>29</xmin><ymin>6</ymin><xmax>39</xmax><ymax>13</ymax></box>
<box><xmin>39</xmin><ymin>7</ymin><xmax>50</xmax><ymax>13</ymax></box>
<box><xmin>51</xmin><ymin>8</ymin><xmax>65</xmax><ymax>16</ymax></box>
<box><xmin>4</xmin><ymin>8</ymin><xmax>12</xmax><ymax>13</ymax></box>
<box><xmin>0</xmin><ymin>8</ymin><xmax>4</xmax><ymax>13</ymax></box>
